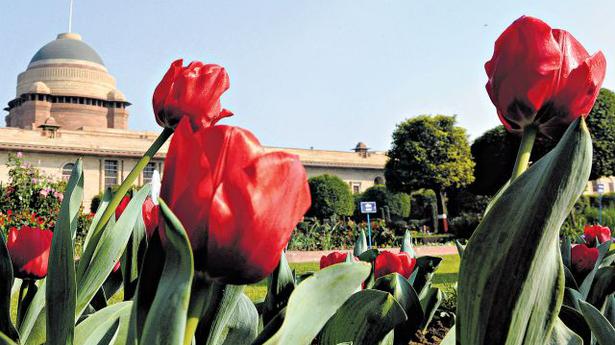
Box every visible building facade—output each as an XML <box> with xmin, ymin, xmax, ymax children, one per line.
<box><xmin>2</xmin><ymin>33</ymin><xmax>386</xmax><ymax>210</ymax></box>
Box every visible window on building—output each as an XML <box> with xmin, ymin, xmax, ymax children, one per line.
<box><xmin>350</xmin><ymin>182</ymin><xmax>361</xmax><ymax>194</ymax></box>
<box><xmin>143</xmin><ymin>162</ymin><xmax>156</xmax><ymax>184</ymax></box>
<box><xmin>62</xmin><ymin>163</ymin><xmax>75</xmax><ymax>181</ymax></box>
<box><xmin>104</xmin><ymin>160</ymin><xmax>119</xmax><ymax>187</ymax></box>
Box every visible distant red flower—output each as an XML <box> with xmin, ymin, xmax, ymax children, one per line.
<box><xmin>320</xmin><ymin>252</ymin><xmax>348</xmax><ymax>269</ymax></box>
<box><xmin>113</xmin><ymin>260</ymin><xmax>121</xmax><ymax>273</ymax></box>
<box><xmin>6</xmin><ymin>226</ymin><xmax>53</xmax><ymax>279</ymax></box>
<box><xmin>153</xmin><ymin>59</ymin><xmax>233</xmax><ymax>131</ymax></box>
<box><xmin>584</xmin><ymin>224</ymin><xmax>611</xmax><ymax>245</ymax></box>
<box><xmin>485</xmin><ymin>16</ymin><xmax>606</xmax><ymax>137</ymax></box>
<box><xmin>115</xmin><ymin>195</ymin><xmax>131</xmax><ymax>220</ymax></box>
<box><xmin>7</xmin><ymin>210</ymin><xmax>12</xmax><ymax>216</ymax></box>
<box><xmin>571</xmin><ymin>244</ymin><xmax>599</xmax><ymax>273</ymax></box>
<box><xmin>374</xmin><ymin>251</ymin><xmax>416</xmax><ymax>279</ymax></box>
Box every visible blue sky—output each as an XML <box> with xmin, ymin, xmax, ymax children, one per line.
<box><xmin>1</xmin><ymin>1</ymin><xmax>614</xmax><ymax>151</ymax></box>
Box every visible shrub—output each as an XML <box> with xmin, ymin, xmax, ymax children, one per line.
<box><xmin>306</xmin><ymin>174</ymin><xmax>355</xmax><ymax>219</ymax></box>
<box><xmin>409</xmin><ymin>189</ymin><xmax>437</xmax><ymax>230</ymax></box>
<box><xmin>358</xmin><ymin>184</ymin><xmax>411</xmax><ymax>220</ymax></box>
<box><xmin>449</xmin><ymin>212</ymin><xmax>482</xmax><ymax>239</ymax></box>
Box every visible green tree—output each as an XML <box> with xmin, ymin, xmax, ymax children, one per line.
<box><xmin>471</xmin><ymin>88</ymin><xmax>615</xmax><ymax>195</ymax></box>
<box><xmin>385</xmin><ymin>115</ymin><xmax>475</xmax><ymax>232</ymax></box>
<box><xmin>306</xmin><ymin>174</ymin><xmax>355</xmax><ymax>219</ymax></box>
<box><xmin>359</xmin><ymin>184</ymin><xmax>411</xmax><ymax>220</ymax></box>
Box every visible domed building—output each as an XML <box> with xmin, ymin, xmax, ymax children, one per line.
<box><xmin>0</xmin><ymin>33</ymin><xmax>387</xmax><ymax>209</ymax></box>
<box><xmin>5</xmin><ymin>33</ymin><xmax>129</xmax><ymax>130</ymax></box>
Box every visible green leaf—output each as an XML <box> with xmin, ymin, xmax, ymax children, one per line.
<box><xmin>440</xmin><ymin>327</ymin><xmax>456</xmax><ymax>345</ymax></box>
<box><xmin>373</xmin><ymin>273</ymin><xmax>424</xmax><ymax>345</ymax></box>
<box><xmin>410</xmin><ymin>256</ymin><xmax>442</xmax><ymax>295</ymax></box>
<box><xmin>559</xmin><ymin>305</ymin><xmax>591</xmax><ymax>345</ymax></box>
<box><xmin>262</xmin><ymin>262</ymin><xmax>371</xmax><ymax>345</ymax></box>
<box><xmin>418</xmin><ymin>286</ymin><xmax>442</xmax><ymax>331</ymax></box>
<box><xmin>46</xmin><ymin>158</ymin><xmax>83</xmax><ymax>345</ymax></box>
<box><xmin>549</xmin><ymin>317</ymin><xmax>583</xmax><ymax>345</ymax></box>
<box><xmin>454</xmin><ymin>240</ymin><xmax>465</xmax><ymax>259</ymax></box>
<box><xmin>353</xmin><ymin>230</ymin><xmax>368</xmax><ymax>257</ymax></box>
<box><xmin>357</xmin><ymin>249</ymin><xmax>379</xmax><ymax>262</ymax></box>
<box><xmin>121</xmin><ymin>204</ymin><xmax>148</xmax><ymax>300</ymax></box>
<box><xmin>579</xmin><ymin>299</ymin><xmax>615</xmax><ymax>345</ymax></box>
<box><xmin>140</xmin><ymin>198</ymin><xmax>193</xmax><ymax>345</ymax></box>
<box><xmin>563</xmin><ymin>266</ymin><xmax>579</xmax><ymax>290</ymax></box>
<box><xmin>198</xmin><ymin>284</ymin><xmax>244</xmax><ymax>344</ymax></box>
<box><xmin>18</xmin><ymin>280</ymin><xmax>46</xmax><ymax>345</ymax></box>
<box><xmin>0</xmin><ymin>332</ymin><xmax>18</xmax><ymax>345</ymax></box>
<box><xmin>126</xmin><ymin>228</ymin><xmax>165</xmax><ymax>345</ymax></box>
<box><xmin>219</xmin><ymin>293</ymin><xmax>258</xmax><ymax>345</ymax></box>
<box><xmin>561</xmin><ymin>238</ymin><xmax>571</xmax><ymax>269</ymax></box>
<box><xmin>457</xmin><ymin>118</ymin><xmax>592</xmax><ymax>345</ymax></box>
<box><xmin>587</xmin><ymin>266</ymin><xmax>615</xmax><ymax>310</ymax></box>
<box><xmin>76</xmin><ymin>185</ymin><xmax>151</xmax><ymax>318</ymax></box>
<box><xmin>82</xmin><ymin>188</ymin><xmax>112</xmax><ymax>250</ymax></box>
<box><xmin>400</xmin><ymin>230</ymin><xmax>415</xmax><ymax>256</ymax></box>
<box><xmin>319</xmin><ymin>289</ymin><xmax>407</xmax><ymax>345</ymax></box>
<box><xmin>603</xmin><ymin>294</ymin><xmax>615</xmax><ymax>327</ymax></box>
<box><xmin>74</xmin><ymin>301</ymin><xmax>132</xmax><ymax>345</ymax></box>
<box><xmin>262</xmin><ymin>253</ymin><xmax>295</xmax><ymax>326</ymax></box>
<box><xmin>0</xmin><ymin>232</ymin><xmax>18</xmax><ymax>341</ymax></box>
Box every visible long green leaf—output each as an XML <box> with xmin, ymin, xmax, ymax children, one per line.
<box><xmin>18</xmin><ymin>281</ymin><xmax>45</xmax><ymax>345</ymax></box>
<box><xmin>74</xmin><ymin>301</ymin><xmax>132</xmax><ymax>345</ymax></box>
<box><xmin>457</xmin><ymin>118</ymin><xmax>592</xmax><ymax>345</ymax></box>
<box><xmin>46</xmin><ymin>158</ymin><xmax>83</xmax><ymax>345</ymax></box>
<box><xmin>219</xmin><ymin>293</ymin><xmax>258</xmax><ymax>345</ymax></box>
<box><xmin>199</xmin><ymin>284</ymin><xmax>244</xmax><ymax>344</ymax></box>
<box><xmin>82</xmin><ymin>188</ymin><xmax>112</xmax><ymax>250</ymax></box>
<box><xmin>0</xmin><ymin>232</ymin><xmax>18</xmax><ymax>341</ymax></box>
<box><xmin>373</xmin><ymin>273</ymin><xmax>424</xmax><ymax>345</ymax></box>
<box><xmin>140</xmin><ymin>198</ymin><xmax>193</xmax><ymax>345</ymax></box>
<box><xmin>0</xmin><ymin>332</ymin><xmax>17</xmax><ymax>345</ymax></box>
<box><xmin>262</xmin><ymin>262</ymin><xmax>371</xmax><ymax>345</ymax></box>
<box><xmin>319</xmin><ymin>289</ymin><xmax>407</xmax><ymax>345</ymax></box>
<box><xmin>75</xmin><ymin>185</ymin><xmax>150</xmax><ymax>318</ymax></box>
<box><xmin>353</xmin><ymin>230</ymin><xmax>368</xmax><ymax>257</ymax></box>
<box><xmin>579</xmin><ymin>300</ymin><xmax>615</xmax><ymax>345</ymax></box>
<box><xmin>587</xmin><ymin>266</ymin><xmax>615</xmax><ymax>310</ymax></box>
<box><xmin>579</xmin><ymin>240</ymin><xmax>613</xmax><ymax>298</ymax></box>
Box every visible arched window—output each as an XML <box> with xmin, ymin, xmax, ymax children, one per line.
<box><xmin>62</xmin><ymin>163</ymin><xmax>75</xmax><ymax>181</ymax></box>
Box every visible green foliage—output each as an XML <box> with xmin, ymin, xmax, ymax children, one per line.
<box><xmin>306</xmin><ymin>175</ymin><xmax>354</xmax><ymax>219</ymax></box>
<box><xmin>458</xmin><ymin>119</ymin><xmax>593</xmax><ymax>345</ymax></box>
<box><xmin>409</xmin><ymin>189</ymin><xmax>437</xmax><ymax>230</ymax></box>
<box><xmin>385</xmin><ymin>115</ymin><xmax>475</xmax><ymax>193</ymax></box>
<box><xmin>358</xmin><ymin>185</ymin><xmax>411</xmax><ymax>220</ymax></box>
<box><xmin>586</xmin><ymin>88</ymin><xmax>615</xmax><ymax>179</ymax></box>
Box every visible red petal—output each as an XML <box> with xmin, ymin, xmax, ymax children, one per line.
<box><xmin>207</xmin><ymin>152</ymin><xmax>310</xmax><ymax>284</ymax></box>
<box><xmin>6</xmin><ymin>226</ymin><xmax>53</xmax><ymax>279</ymax></box>
<box><xmin>153</xmin><ymin>59</ymin><xmax>183</xmax><ymax>126</ymax></box>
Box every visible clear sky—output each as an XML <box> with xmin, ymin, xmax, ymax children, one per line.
<box><xmin>1</xmin><ymin>1</ymin><xmax>614</xmax><ymax>151</ymax></box>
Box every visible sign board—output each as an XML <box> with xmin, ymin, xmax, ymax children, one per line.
<box><xmin>597</xmin><ymin>183</ymin><xmax>605</xmax><ymax>194</ymax></box>
<box><xmin>360</xmin><ymin>201</ymin><xmax>377</xmax><ymax>214</ymax></box>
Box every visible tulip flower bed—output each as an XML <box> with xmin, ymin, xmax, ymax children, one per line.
<box><xmin>2</xmin><ymin>14</ymin><xmax>615</xmax><ymax>345</ymax></box>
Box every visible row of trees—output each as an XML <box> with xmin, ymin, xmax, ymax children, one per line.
<box><xmin>302</xmin><ymin>88</ymin><xmax>615</xmax><ymax>235</ymax></box>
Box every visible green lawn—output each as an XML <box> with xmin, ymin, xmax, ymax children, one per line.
<box><xmin>245</xmin><ymin>254</ymin><xmax>460</xmax><ymax>302</ymax></box>
<box><xmin>10</xmin><ymin>254</ymin><xmax>460</xmax><ymax>322</ymax></box>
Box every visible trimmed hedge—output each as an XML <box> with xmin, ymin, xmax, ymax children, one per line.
<box><xmin>306</xmin><ymin>174</ymin><xmax>355</xmax><ymax>219</ymax></box>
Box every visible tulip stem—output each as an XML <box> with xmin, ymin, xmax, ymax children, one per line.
<box><xmin>93</xmin><ymin>127</ymin><xmax>173</xmax><ymax>234</ymax></box>
<box><xmin>511</xmin><ymin>125</ymin><xmax>537</xmax><ymax>180</ymax></box>
<box><xmin>184</xmin><ymin>276</ymin><xmax>210</xmax><ymax>345</ymax></box>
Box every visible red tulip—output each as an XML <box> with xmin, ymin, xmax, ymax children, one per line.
<box><xmin>374</xmin><ymin>251</ymin><xmax>416</xmax><ymax>279</ymax></box>
<box><xmin>113</xmin><ymin>260</ymin><xmax>121</xmax><ymax>273</ymax></box>
<box><xmin>6</xmin><ymin>226</ymin><xmax>53</xmax><ymax>279</ymax></box>
<box><xmin>142</xmin><ymin>196</ymin><xmax>159</xmax><ymax>239</ymax></box>
<box><xmin>584</xmin><ymin>224</ymin><xmax>611</xmax><ymax>245</ymax></box>
<box><xmin>320</xmin><ymin>252</ymin><xmax>348</xmax><ymax>269</ymax></box>
<box><xmin>485</xmin><ymin>16</ymin><xmax>606</xmax><ymax>137</ymax></box>
<box><xmin>571</xmin><ymin>244</ymin><xmax>599</xmax><ymax>273</ymax></box>
<box><xmin>115</xmin><ymin>195</ymin><xmax>131</xmax><ymax>220</ymax></box>
<box><xmin>160</xmin><ymin>118</ymin><xmax>311</xmax><ymax>284</ymax></box>
<box><xmin>153</xmin><ymin>59</ymin><xmax>233</xmax><ymax>131</ymax></box>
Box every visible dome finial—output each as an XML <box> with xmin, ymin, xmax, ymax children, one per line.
<box><xmin>68</xmin><ymin>0</ymin><xmax>74</xmax><ymax>33</ymax></box>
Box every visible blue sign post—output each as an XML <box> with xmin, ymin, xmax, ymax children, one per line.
<box><xmin>360</xmin><ymin>201</ymin><xmax>377</xmax><ymax>248</ymax></box>
<box><xmin>598</xmin><ymin>183</ymin><xmax>605</xmax><ymax>224</ymax></box>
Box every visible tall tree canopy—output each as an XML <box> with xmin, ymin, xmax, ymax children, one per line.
<box><xmin>471</xmin><ymin>88</ymin><xmax>615</xmax><ymax>195</ymax></box>
<box><xmin>385</xmin><ymin>115</ymin><xmax>475</xmax><ymax>231</ymax></box>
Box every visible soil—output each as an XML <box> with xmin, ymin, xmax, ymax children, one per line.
<box><xmin>409</xmin><ymin>311</ymin><xmax>454</xmax><ymax>345</ymax></box>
